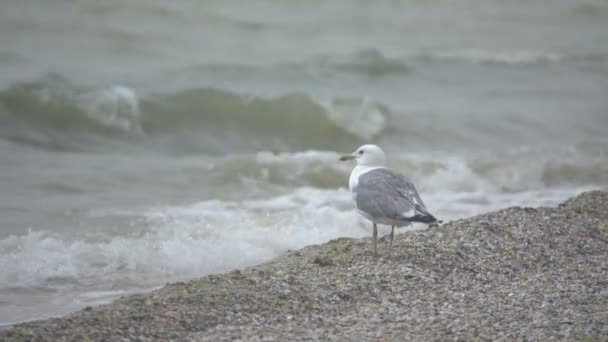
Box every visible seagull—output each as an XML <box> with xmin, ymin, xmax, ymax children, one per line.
<box><xmin>340</xmin><ymin>144</ymin><xmax>438</xmax><ymax>257</ymax></box>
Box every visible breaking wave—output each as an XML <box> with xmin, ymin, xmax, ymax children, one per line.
<box><xmin>207</xmin><ymin>150</ymin><xmax>608</xmax><ymax>194</ymax></box>
<box><xmin>0</xmin><ymin>77</ymin><xmax>389</xmax><ymax>153</ymax></box>
<box><xmin>417</xmin><ymin>49</ymin><xmax>562</xmax><ymax>65</ymax></box>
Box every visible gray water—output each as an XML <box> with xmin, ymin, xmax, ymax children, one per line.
<box><xmin>1</xmin><ymin>0</ymin><xmax>607</xmax><ymax>326</ymax></box>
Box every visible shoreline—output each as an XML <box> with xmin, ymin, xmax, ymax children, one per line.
<box><xmin>1</xmin><ymin>190</ymin><xmax>607</xmax><ymax>341</ymax></box>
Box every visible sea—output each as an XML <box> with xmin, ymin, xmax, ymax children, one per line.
<box><xmin>1</xmin><ymin>0</ymin><xmax>607</xmax><ymax>326</ymax></box>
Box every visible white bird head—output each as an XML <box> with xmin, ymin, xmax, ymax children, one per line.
<box><xmin>340</xmin><ymin>144</ymin><xmax>387</xmax><ymax>166</ymax></box>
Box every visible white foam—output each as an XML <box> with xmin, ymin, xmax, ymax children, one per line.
<box><xmin>387</xmin><ymin>153</ymin><xmax>599</xmax><ymax>221</ymax></box>
<box><xmin>1</xmin><ymin>174</ymin><xmax>586</xmax><ymax>291</ymax></box>
<box><xmin>78</xmin><ymin>85</ymin><xmax>142</xmax><ymax>133</ymax></box>
<box><xmin>317</xmin><ymin>96</ymin><xmax>387</xmax><ymax>141</ymax></box>
<box><xmin>426</xmin><ymin>49</ymin><xmax>562</xmax><ymax>65</ymax></box>
<box><xmin>425</xmin><ymin>186</ymin><xmax>597</xmax><ymax>222</ymax></box>
<box><xmin>254</xmin><ymin>150</ymin><xmax>343</xmax><ymax>164</ymax></box>
<box><xmin>420</xmin><ymin>157</ymin><xmax>497</xmax><ymax>193</ymax></box>
<box><xmin>0</xmin><ymin>188</ymin><xmax>365</xmax><ymax>290</ymax></box>
<box><xmin>0</xmin><ymin>187</ymin><xmax>375</xmax><ymax>324</ymax></box>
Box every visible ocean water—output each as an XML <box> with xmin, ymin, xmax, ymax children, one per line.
<box><xmin>1</xmin><ymin>0</ymin><xmax>608</xmax><ymax>326</ymax></box>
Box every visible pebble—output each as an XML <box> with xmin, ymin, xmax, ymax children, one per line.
<box><xmin>1</xmin><ymin>191</ymin><xmax>607</xmax><ymax>341</ymax></box>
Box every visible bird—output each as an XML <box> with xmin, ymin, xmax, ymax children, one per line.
<box><xmin>340</xmin><ymin>144</ymin><xmax>439</xmax><ymax>258</ymax></box>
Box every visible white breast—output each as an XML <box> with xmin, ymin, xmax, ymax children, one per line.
<box><xmin>348</xmin><ymin>165</ymin><xmax>385</xmax><ymax>192</ymax></box>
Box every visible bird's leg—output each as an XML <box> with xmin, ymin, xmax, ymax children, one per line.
<box><xmin>373</xmin><ymin>223</ymin><xmax>378</xmax><ymax>258</ymax></box>
<box><xmin>388</xmin><ymin>226</ymin><xmax>394</xmax><ymax>257</ymax></box>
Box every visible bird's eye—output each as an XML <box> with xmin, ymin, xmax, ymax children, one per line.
<box><xmin>358</xmin><ymin>150</ymin><xmax>364</xmax><ymax>155</ymax></box>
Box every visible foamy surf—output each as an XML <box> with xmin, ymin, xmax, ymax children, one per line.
<box><xmin>78</xmin><ymin>85</ymin><xmax>142</xmax><ymax>134</ymax></box>
<box><xmin>0</xmin><ymin>175</ymin><xmax>599</xmax><ymax>325</ymax></box>
<box><xmin>419</xmin><ymin>49</ymin><xmax>562</xmax><ymax>65</ymax></box>
<box><xmin>0</xmin><ymin>188</ymin><xmax>370</xmax><ymax>325</ymax></box>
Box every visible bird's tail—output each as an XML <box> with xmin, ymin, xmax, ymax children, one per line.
<box><xmin>409</xmin><ymin>213</ymin><xmax>442</xmax><ymax>224</ymax></box>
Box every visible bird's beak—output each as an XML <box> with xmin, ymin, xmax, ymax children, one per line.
<box><xmin>339</xmin><ymin>154</ymin><xmax>356</xmax><ymax>161</ymax></box>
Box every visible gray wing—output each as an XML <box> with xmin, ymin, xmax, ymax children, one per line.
<box><xmin>354</xmin><ymin>168</ymin><xmax>436</xmax><ymax>223</ymax></box>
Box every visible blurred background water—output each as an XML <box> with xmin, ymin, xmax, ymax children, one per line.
<box><xmin>1</xmin><ymin>0</ymin><xmax>607</xmax><ymax>325</ymax></box>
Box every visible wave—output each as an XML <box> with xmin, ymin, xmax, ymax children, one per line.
<box><xmin>573</xmin><ymin>3</ymin><xmax>608</xmax><ymax>18</ymax></box>
<box><xmin>0</xmin><ymin>180</ymin><xmax>598</xmax><ymax>295</ymax></box>
<box><xmin>0</xmin><ymin>77</ymin><xmax>142</xmax><ymax>151</ymax></box>
<box><xmin>0</xmin><ymin>188</ymin><xmax>362</xmax><ymax>289</ymax></box>
<box><xmin>417</xmin><ymin>49</ymin><xmax>562</xmax><ymax>65</ymax></box>
<box><xmin>197</xmin><ymin>149</ymin><xmax>608</xmax><ymax>198</ymax></box>
<box><xmin>314</xmin><ymin>48</ymin><xmax>410</xmax><ymax>78</ymax></box>
<box><xmin>0</xmin><ymin>76</ymin><xmax>389</xmax><ymax>153</ymax></box>
<box><xmin>2</xmin><ymin>72</ymin><xmax>606</xmax><ymax>156</ymax></box>
<box><xmin>174</xmin><ymin>47</ymin><xmax>582</xmax><ymax>89</ymax></box>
